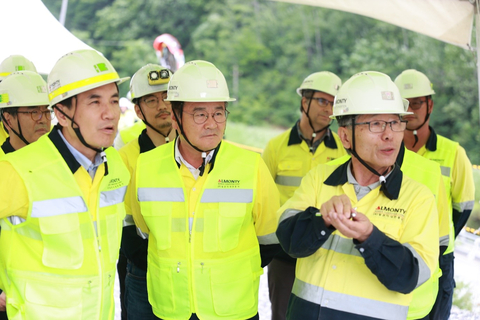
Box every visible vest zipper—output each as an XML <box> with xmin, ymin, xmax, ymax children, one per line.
<box><xmin>177</xmin><ymin>262</ymin><xmax>181</xmax><ymax>273</ymax></box>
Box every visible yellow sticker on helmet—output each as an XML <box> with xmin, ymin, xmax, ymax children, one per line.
<box><xmin>0</xmin><ymin>93</ymin><xmax>9</xmax><ymax>103</ymax></box>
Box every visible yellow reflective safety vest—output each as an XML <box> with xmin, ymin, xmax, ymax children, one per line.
<box><xmin>0</xmin><ymin>134</ymin><xmax>130</xmax><ymax>320</ymax></box>
<box><xmin>262</xmin><ymin>124</ymin><xmax>346</xmax><ymax>205</ymax></box>
<box><xmin>418</xmin><ymin>130</ymin><xmax>475</xmax><ymax>254</ymax></box>
<box><xmin>120</xmin><ymin>121</ymin><xmax>145</xmax><ymax>146</ymax></box>
<box><xmin>279</xmin><ymin>162</ymin><xmax>438</xmax><ymax>320</ymax></box>
<box><xmin>136</xmin><ymin>141</ymin><xmax>270</xmax><ymax>320</ymax></box>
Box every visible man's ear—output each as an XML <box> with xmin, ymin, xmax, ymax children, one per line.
<box><xmin>53</xmin><ymin>104</ymin><xmax>69</xmax><ymax>127</ymax></box>
<box><xmin>338</xmin><ymin>126</ymin><xmax>352</xmax><ymax>150</ymax></box>
<box><xmin>134</xmin><ymin>104</ymin><xmax>144</xmax><ymax>121</ymax></box>
<box><xmin>300</xmin><ymin>97</ymin><xmax>308</xmax><ymax>113</ymax></box>
<box><xmin>427</xmin><ymin>98</ymin><xmax>434</xmax><ymax>114</ymax></box>
<box><xmin>2</xmin><ymin>112</ymin><xmax>14</xmax><ymax>133</ymax></box>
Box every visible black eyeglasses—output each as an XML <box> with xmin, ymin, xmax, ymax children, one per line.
<box><xmin>312</xmin><ymin>97</ymin><xmax>334</xmax><ymax>108</ymax></box>
<box><xmin>408</xmin><ymin>99</ymin><xmax>427</xmax><ymax>110</ymax></box>
<box><xmin>142</xmin><ymin>94</ymin><xmax>170</xmax><ymax>109</ymax></box>
<box><xmin>355</xmin><ymin>120</ymin><xmax>407</xmax><ymax>133</ymax></box>
<box><xmin>17</xmin><ymin>110</ymin><xmax>54</xmax><ymax>121</ymax></box>
<box><xmin>183</xmin><ymin>109</ymin><xmax>229</xmax><ymax>124</ymax></box>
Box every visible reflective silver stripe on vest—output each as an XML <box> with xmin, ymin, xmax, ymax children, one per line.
<box><xmin>453</xmin><ymin>200</ymin><xmax>475</xmax><ymax>212</ymax></box>
<box><xmin>100</xmin><ymin>186</ymin><xmax>127</xmax><ymax>207</ymax></box>
<box><xmin>138</xmin><ymin>187</ymin><xmax>184</xmax><ymax>202</ymax></box>
<box><xmin>2</xmin><ymin>220</ymin><xmax>96</xmax><ymax>241</ymax></box>
<box><xmin>173</xmin><ymin>218</ymin><xmax>187</xmax><ymax>232</ymax></box>
<box><xmin>201</xmin><ymin>189</ymin><xmax>253</xmax><ymax>203</ymax></box>
<box><xmin>7</xmin><ymin>216</ymin><xmax>26</xmax><ymax>226</ymax></box>
<box><xmin>440</xmin><ymin>166</ymin><xmax>451</xmax><ymax>177</ymax></box>
<box><xmin>292</xmin><ymin>278</ymin><xmax>408</xmax><ymax>319</ymax></box>
<box><xmin>404</xmin><ymin>243</ymin><xmax>431</xmax><ymax>288</ymax></box>
<box><xmin>279</xmin><ymin>209</ymin><xmax>302</xmax><ymax>223</ymax></box>
<box><xmin>31</xmin><ymin>196</ymin><xmax>87</xmax><ymax>218</ymax></box>
<box><xmin>440</xmin><ymin>234</ymin><xmax>450</xmax><ymax>247</ymax></box>
<box><xmin>275</xmin><ymin>175</ymin><xmax>302</xmax><ymax>187</ymax></box>
<box><xmin>258</xmin><ymin>232</ymin><xmax>279</xmax><ymax>245</ymax></box>
<box><xmin>320</xmin><ymin>234</ymin><xmax>362</xmax><ymax>257</ymax></box>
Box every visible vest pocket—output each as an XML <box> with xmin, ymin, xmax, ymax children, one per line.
<box><xmin>147</xmin><ymin>259</ymin><xmax>179</xmax><ymax>314</ymax></box>
<box><xmin>141</xmin><ymin>202</ymin><xmax>172</xmax><ymax>250</ymax></box>
<box><xmin>38</xmin><ymin>214</ymin><xmax>83</xmax><ymax>269</ymax></box>
<box><xmin>24</xmin><ymin>280</ymin><xmax>82</xmax><ymax>320</ymax></box>
<box><xmin>210</xmin><ymin>257</ymin><xmax>256</xmax><ymax>316</ymax></box>
<box><xmin>204</xmin><ymin>203</ymin><xmax>246</xmax><ymax>252</ymax></box>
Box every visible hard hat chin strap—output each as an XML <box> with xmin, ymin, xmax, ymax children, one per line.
<box><xmin>350</xmin><ymin>123</ymin><xmax>393</xmax><ymax>199</ymax></box>
<box><xmin>303</xmin><ymin>97</ymin><xmax>331</xmax><ymax>153</ymax></box>
<box><xmin>1</xmin><ymin>111</ymin><xmax>31</xmax><ymax>146</ymax></box>
<box><xmin>53</xmin><ymin>98</ymin><xmax>109</xmax><ymax>176</ymax></box>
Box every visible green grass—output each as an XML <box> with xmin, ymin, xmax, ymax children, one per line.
<box><xmin>225</xmin><ymin>121</ymin><xmax>286</xmax><ymax>151</ymax></box>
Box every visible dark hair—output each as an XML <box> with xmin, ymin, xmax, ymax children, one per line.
<box><xmin>1</xmin><ymin>107</ymin><xmax>19</xmax><ymax>117</ymax></box>
<box><xmin>301</xmin><ymin>89</ymin><xmax>317</xmax><ymax>99</ymax></box>
<box><xmin>336</xmin><ymin>115</ymin><xmax>357</xmax><ymax>127</ymax></box>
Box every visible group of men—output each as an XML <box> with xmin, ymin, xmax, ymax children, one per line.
<box><xmin>0</xmin><ymin>47</ymin><xmax>474</xmax><ymax>320</ymax></box>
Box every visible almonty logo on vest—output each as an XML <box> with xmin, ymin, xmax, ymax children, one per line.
<box><xmin>373</xmin><ymin>206</ymin><xmax>406</xmax><ymax>220</ymax></box>
<box><xmin>217</xmin><ymin>179</ymin><xmax>240</xmax><ymax>188</ymax></box>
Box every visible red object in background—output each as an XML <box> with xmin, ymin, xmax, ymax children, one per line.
<box><xmin>153</xmin><ymin>33</ymin><xmax>185</xmax><ymax>72</ymax></box>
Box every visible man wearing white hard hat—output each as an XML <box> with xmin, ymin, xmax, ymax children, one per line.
<box><xmin>0</xmin><ymin>70</ymin><xmax>51</xmax><ymax>320</ymax></box>
<box><xmin>0</xmin><ymin>55</ymin><xmax>38</xmax><ymax>148</ymax></box>
<box><xmin>262</xmin><ymin>71</ymin><xmax>347</xmax><ymax>320</ymax></box>
<box><xmin>0</xmin><ymin>49</ymin><xmax>130</xmax><ymax>319</ymax></box>
<box><xmin>0</xmin><ymin>71</ymin><xmax>51</xmax><ymax>155</ymax></box>
<box><xmin>130</xmin><ymin>60</ymin><xmax>281</xmax><ymax>320</ymax></box>
<box><xmin>395</xmin><ymin>69</ymin><xmax>475</xmax><ymax>320</ymax></box>
<box><xmin>276</xmin><ymin>71</ymin><xmax>439</xmax><ymax>320</ymax></box>
<box><xmin>119</xmin><ymin>64</ymin><xmax>176</xmax><ymax>319</ymax></box>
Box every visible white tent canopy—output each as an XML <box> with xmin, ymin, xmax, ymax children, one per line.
<box><xmin>273</xmin><ymin>0</ymin><xmax>480</xmax><ymax>120</ymax></box>
<box><xmin>273</xmin><ymin>0</ymin><xmax>475</xmax><ymax>49</ymax></box>
<box><xmin>0</xmin><ymin>0</ymin><xmax>95</xmax><ymax>75</ymax></box>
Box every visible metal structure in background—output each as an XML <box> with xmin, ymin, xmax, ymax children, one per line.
<box><xmin>273</xmin><ymin>0</ymin><xmax>480</xmax><ymax>123</ymax></box>
<box><xmin>153</xmin><ymin>34</ymin><xmax>185</xmax><ymax>72</ymax></box>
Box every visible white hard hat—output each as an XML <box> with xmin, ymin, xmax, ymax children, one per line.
<box><xmin>130</xmin><ymin>64</ymin><xmax>172</xmax><ymax>100</ymax></box>
<box><xmin>296</xmin><ymin>71</ymin><xmax>342</xmax><ymax>97</ymax></box>
<box><xmin>48</xmin><ymin>49</ymin><xmax>129</xmax><ymax>107</ymax></box>
<box><xmin>394</xmin><ymin>69</ymin><xmax>435</xmax><ymax>99</ymax></box>
<box><xmin>0</xmin><ymin>55</ymin><xmax>37</xmax><ymax>81</ymax></box>
<box><xmin>165</xmin><ymin>60</ymin><xmax>235</xmax><ymax>102</ymax></box>
<box><xmin>331</xmin><ymin>71</ymin><xmax>412</xmax><ymax>118</ymax></box>
<box><xmin>0</xmin><ymin>71</ymin><xmax>49</xmax><ymax>108</ymax></box>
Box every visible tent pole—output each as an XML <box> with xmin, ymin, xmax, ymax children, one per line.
<box><xmin>59</xmin><ymin>0</ymin><xmax>69</xmax><ymax>26</ymax></box>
